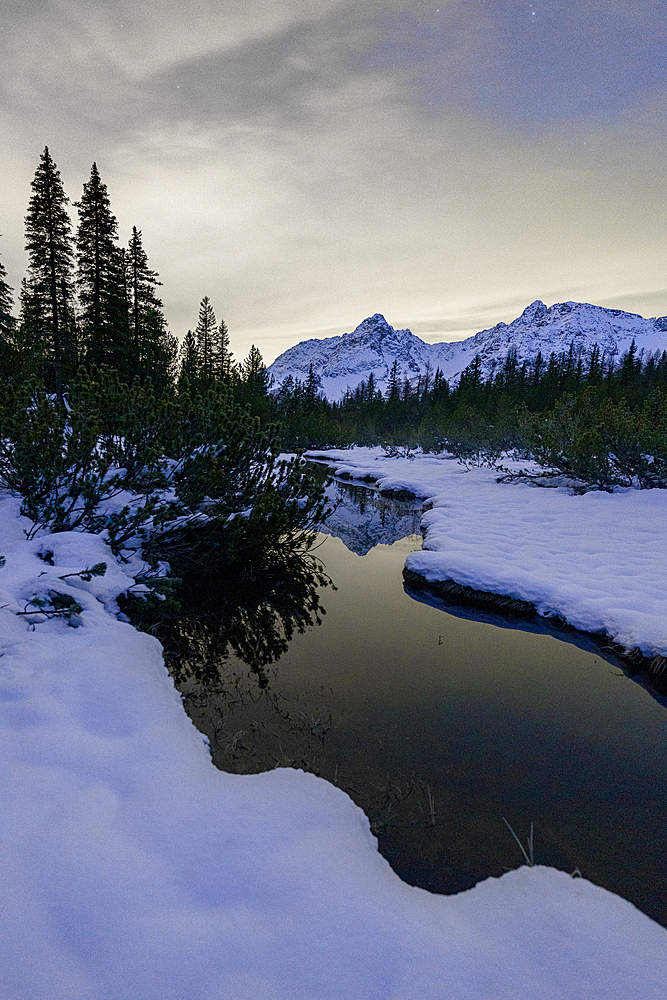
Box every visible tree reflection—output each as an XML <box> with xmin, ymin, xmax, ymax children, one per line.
<box><xmin>123</xmin><ymin>545</ymin><xmax>333</xmax><ymax>688</ymax></box>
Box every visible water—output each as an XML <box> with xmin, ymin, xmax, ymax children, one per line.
<box><xmin>164</xmin><ymin>478</ymin><xmax>667</xmax><ymax>927</ymax></box>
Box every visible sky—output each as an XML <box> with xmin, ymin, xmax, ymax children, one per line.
<box><xmin>1</xmin><ymin>0</ymin><xmax>666</xmax><ymax>365</ymax></box>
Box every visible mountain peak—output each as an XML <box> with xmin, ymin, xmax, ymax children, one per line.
<box><xmin>522</xmin><ymin>299</ymin><xmax>548</xmax><ymax>316</ymax></box>
<box><xmin>268</xmin><ymin>301</ymin><xmax>667</xmax><ymax>401</ymax></box>
<box><xmin>358</xmin><ymin>312</ymin><xmax>389</xmax><ymax>328</ymax></box>
<box><xmin>348</xmin><ymin>314</ymin><xmax>402</xmax><ymax>342</ymax></box>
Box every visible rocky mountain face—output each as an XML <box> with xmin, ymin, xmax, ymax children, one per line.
<box><xmin>267</xmin><ymin>302</ymin><xmax>667</xmax><ymax>401</ymax></box>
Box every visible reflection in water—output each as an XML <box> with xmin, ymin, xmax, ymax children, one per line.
<box><xmin>317</xmin><ymin>475</ymin><xmax>424</xmax><ymax>555</ymax></box>
<box><xmin>404</xmin><ymin>579</ymin><xmax>667</xmax><ymax>707</ymax></box>
<box><xmin>124</xmin><ymin>546</ymin><xmax>333</xmax><ymax>689</ymax></box>
<box><xmin>128</xmin><ymin>476</ymin><xmax>667</xmax><ymax>929</ymax></box>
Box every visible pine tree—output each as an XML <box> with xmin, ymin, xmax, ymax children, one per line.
<box><xmin>24</xmin><ymin>146</ymin><xmax>77</xmax><ymax>391</ymax></box>
<box><xmin>586</xmin><ymin>345</ymin><xmax>604</xmax><ymax>387</ymax></box>
<box><xmin>240</xmin><ymin>344</ymin><xmax>271</xmax><ymax>404</ymax></box>
<box><xmin>126</xmin><ymin>227</ymin><xmax>175</xmax><ymax>389</ymax></box>
<box><xmin>194</xmin><ymin>296</ymin><xmax>220</xmax><ymax>383</ymax></box>
<box><xmin>496</xmin><ymin>348</ymin><xmax>518</xmax><ymax>392</ymax></box>
<box><xmin>616</xmin><ymin>339</ymin><xmax>642</xmax><ymax>405</ymax></box>
<box><xmin>457</xmin><ymin>355</ymin><xmax>484</xmax><ymax>402</ymax></box>
<box><xmin>216</xmin><ymin>316</ymin><xmax>235</xmax><ymax>383</ymax></box>
<box><xmin>75</xmin><ymin>163</ymin><xmax>129</xmax><ymax>375</ymax></box>
<box><xmin>422</xmin><ymin>360</ymin><xmax>433</xmax><ymax>397</ymax></box>
<box><xmin>276</xmin><ymin>374</ymin><xmax>296</xmax><ymax>412</ymax></box>
<box><xmin>303</xmin><ymin>364</ymin><xmax>322</xmax><ymax>413</ymax></box>
<box><xmin>531</xmin><ymin>351</ymin><xmax>544</xmax><ymax>386</ymax></box>
<box><xmin>177</xmin><ymin>329</ymin><xmax>199</xmax><ymax>390</ymax></box>
<box><xmin>431</xmin><ymin>367</ymin><xmax>450</xmax><ymax>407</ymax></box>
<box><xmin>385</xmin><ymin>359</ymin><xmax>401</xmax><ymax>401</ymax></box>
<box><xmin>0</xmin><ymin>244</ymin><xmax>15</xmax><ymax>340</ymax></box>
<box><xmin>0</xmin><ymin>246</ymin><xmax>15</xmax><ymax>382</ymax></box>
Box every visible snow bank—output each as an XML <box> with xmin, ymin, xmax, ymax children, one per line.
<box><xmin>2</xmin><ymin>488</ymin><xmax>667</xmax><ymax>999</ymax></box>
<box><xmin>307</xmin><ymin>448</ymin><xmax>667</xmax><ymax>658</ymax></box>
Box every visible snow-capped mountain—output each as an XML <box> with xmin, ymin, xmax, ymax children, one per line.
<box><xmin>268</xmin><ymin>302</ymin><xmax>667</xmax><ymax>401</ymax></box>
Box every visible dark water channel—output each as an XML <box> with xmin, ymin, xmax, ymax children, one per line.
<box><xmin>167</xmin><ymin>479</ymin><xmax>667</xmax><ymax>927</ymax></box>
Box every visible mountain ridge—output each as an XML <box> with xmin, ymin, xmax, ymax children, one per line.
<box><xmin>267</xmin><ymin>301</ymin><xmax>667</xmax><ymax>401</ymax></box>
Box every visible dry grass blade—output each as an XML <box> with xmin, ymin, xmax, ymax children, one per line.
<box><xmin>502</xmin><ymin>817</ymin><xmax>534</xmax><ymax>866</ymax></box>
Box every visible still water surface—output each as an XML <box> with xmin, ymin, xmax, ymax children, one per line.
<box><xmin>173</xmin><ymin>480</ymin><xmax>667</xmax><ymax>926</ymax></box>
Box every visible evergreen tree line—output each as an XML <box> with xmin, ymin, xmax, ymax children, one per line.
<box><xmin>0</xmin><ymin>146</ymin><xmax>273</xmax><ymax>410</ymax></box>
<box><xmin>2</xmin><ymin>147</ymin><xmax>665</xmax><ymax>509</ymax></box>
<box><xmin>270</xmin><ymin>344</ymin><xmax>667</xmax><ymax>491</ymax></box>
<box><xmin>0</xmin><ymin>149</ymin><xmax>174</xmax><ymax>393</ymax></box>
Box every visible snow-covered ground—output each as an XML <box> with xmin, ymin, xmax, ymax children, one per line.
<box><xmin>2</xmin><ymin>483</ymin><xmax>667</xmax><ymax>999</ymax></box>
<box><xmin>308</xmin><ymin>448</ymin><xmax>667</xmax><ymax>659</ymax></box>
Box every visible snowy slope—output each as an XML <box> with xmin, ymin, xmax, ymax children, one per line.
<box><xmin>268</xmin><ymin>302</ymin><xmax>667</xmax><ymax>401</ymax></box>
<box><xmin>2</xmin><ymin>488</ymin><xmax>667</xmax><ymax>999</ymax></box>
<box><xmin>268</xmin><ymin>313</ymin><xmax>436</xmax><ymax>401</ymax></box>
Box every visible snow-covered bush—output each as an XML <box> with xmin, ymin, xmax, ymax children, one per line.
<box><xmin>0</xmin><ymin>378</ymin><xmax>137</xmax><ymax>539</ymax></box>
<box><xmin>522</xmin><ymin>390</ymin><xmax>667</xmax><ymax>492</ymax></box>
<box><xmin>0</xmin><ymin>375</ymin><xmax>330</xmax><ymax>564</ymax></box>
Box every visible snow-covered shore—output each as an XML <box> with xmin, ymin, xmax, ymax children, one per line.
<box><xmin>2</xmin><ymin>485</ymin><xmax>667</xmax><ymax>999</ymax></box>
<box><xmin>307</xmin><ymin>448</ymin><xmax>667</xmax><ymax>662</ymax></box>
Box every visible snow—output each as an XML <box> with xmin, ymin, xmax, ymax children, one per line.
<box><xmin>307</xmin><ymin>448</ymin><xmax>667</xmax><ymax>657</ymax></box>
<box><xmin>1</xmin><ymin>485</ymin><xmax>667</xmax><ymax>998</ymax></box>
<box><xmin>268</xmin><ymin>302</ymin><xmax>667</xmax><ymax>400</ymax></box>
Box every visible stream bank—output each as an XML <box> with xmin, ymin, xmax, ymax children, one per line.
<box><xmin>150</xmin><ymin>475</ymin><xmax>667</xmax><ymax>928</ymax></box>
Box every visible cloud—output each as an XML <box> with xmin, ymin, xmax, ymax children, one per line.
<box><xmin>5</xmin><ymin>1</ymin><xmax>351</xmax><ymax>79</ymax></box>
<box><xmin>1</xmin><ymin>0</ymin><xmax>666</xmax><ymax>363</ymax></box>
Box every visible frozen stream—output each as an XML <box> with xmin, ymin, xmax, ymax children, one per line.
<box><xmin>171</xmin><ymin>479</ymin><xmax>667</xmax><ymax>928</ymax></box>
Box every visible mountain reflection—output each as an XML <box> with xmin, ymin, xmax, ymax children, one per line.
<box><xmin>318</xmin><ymin>477</ymin><xmax>424</xmax><ymax>555</ymax></box>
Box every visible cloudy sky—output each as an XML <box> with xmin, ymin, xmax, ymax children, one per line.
<box><xmin>1</xmin><ymin>1</ymin><xmax>666</xmax><ymax>363</ymax></box>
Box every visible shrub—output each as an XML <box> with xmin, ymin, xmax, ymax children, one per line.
<box><xmin>0</xmin><ymin>376</ymin><xmax>330</xmax><ymax>564</ymax></box>
<box><xmin>439</xmin><ymin>405</ymin><xmax>519</xmax><ymax>469</ymax></box>
<box><xmin>0</xmin><ymin>380</ymin><xmax>132</xmax><ymax>539</ymax></box>
<box><xmin>522</xmin><ymin>391</ymin><xmax>667</xmax><ymax>491</ymax></box>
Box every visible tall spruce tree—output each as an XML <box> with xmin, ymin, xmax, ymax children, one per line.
<box><xmin>431</xmin><ymin>368</ymin><xmax>449</xmax><ymax>406</ymax></box>
<box><xmin>126</xmin><ymin>226</ymin><xmax>176</xmax><ymax>389</ymax></box>
<box><xmin>194</xmin><ymin>296</ymin><xmax>220</xmax><ymax>383</ymax></box>
<box><xmin>240</xmin><ymin>344</ymin><xmax>271</xmax><ymax>402</ymax></box>
<box><xmin>385</xmin><ymin>360</ymin><xmax>401</xmax><ymax>401</ymax></box>
<box><xmin>303</xmin><ymin>364</ymin><xmax>322</xmax><ymax>412</ymax></box>
<box><xmin>177</xmin><ymin>329</ymin><xmax>199</xmax><ymax>390</ymax></box>
<box><xmin>0</xmin><ymin>244</ymin><xmax>15</xmax><ymax>340</ymax></box>
<box><xmin>24</xmin><ymin>146</ymin><xmax>77</xmax><ymax>391</ymax></box>
<box><xmin>75</xmin><ymin>163</ymin><xmax>130</xmax><ymax>376</ymax></box>
<box><xmin>0</xmin><ymin>245</ymin><xmax>15</xmax><ymax>381</ymax></box>
<box><xmin>216</xmin><ymin>316</ymin><xmax>235</xmax><ymax>383</ymax></box>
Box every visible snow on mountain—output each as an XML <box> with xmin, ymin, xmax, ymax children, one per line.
<box><xmin>268</xmin><ymin>302</ymin><xmax>667</xmax><ymax>401</ymax></box>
